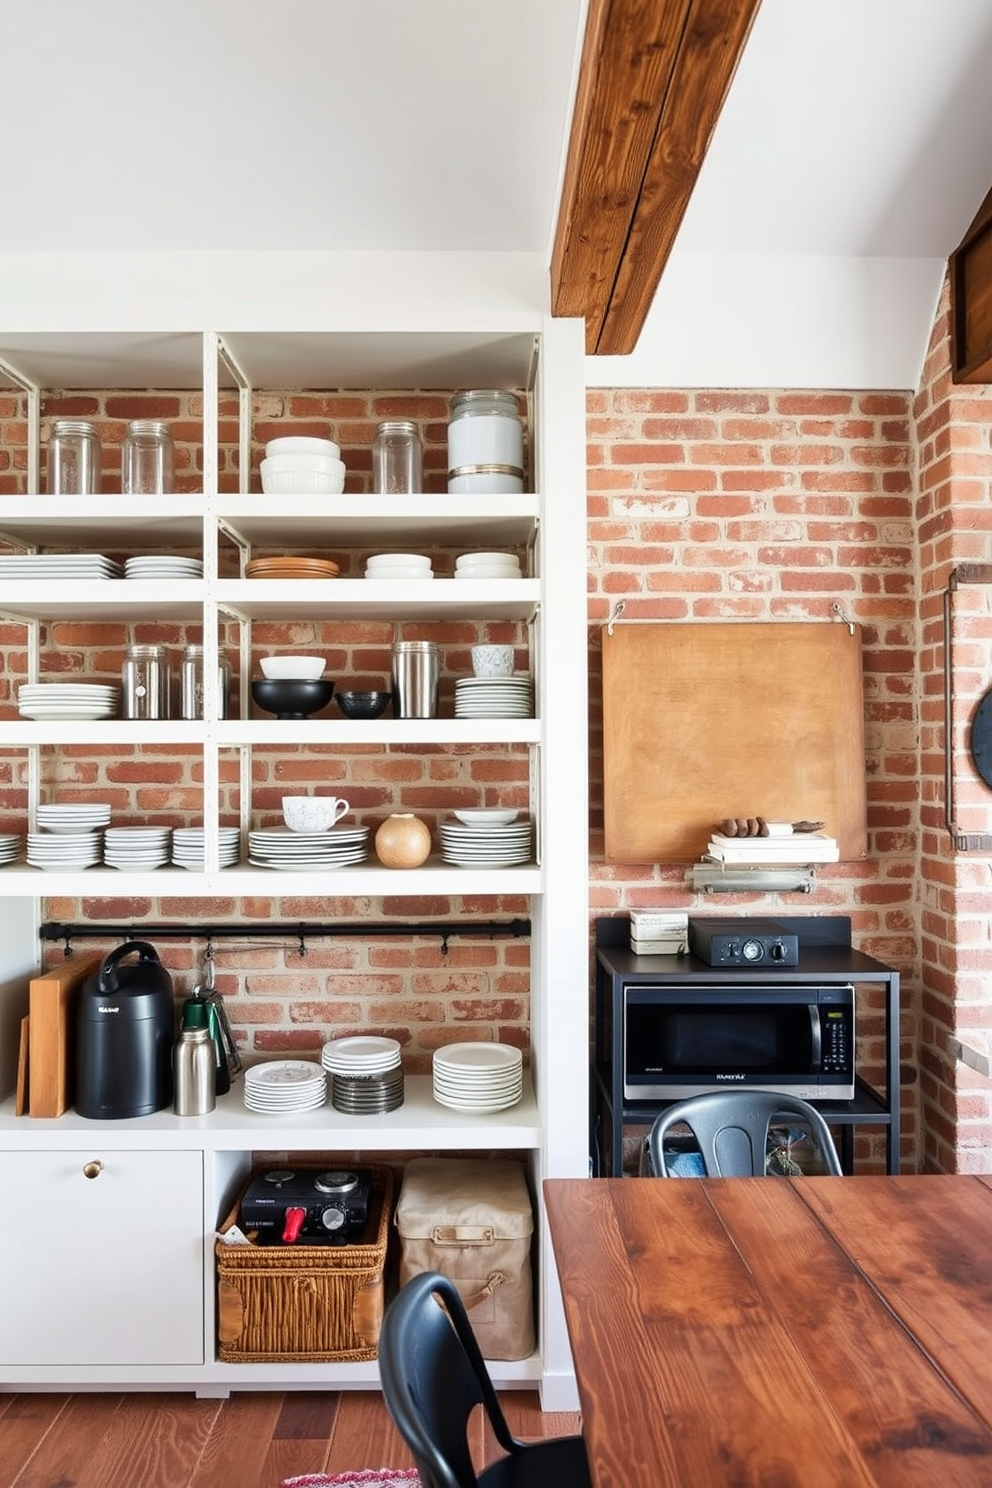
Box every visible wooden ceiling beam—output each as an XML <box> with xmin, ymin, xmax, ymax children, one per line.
<box><xmin>950</xmin><ymin>184</ymin><xmax>992</xmax><ymax>383</ymax></box>
<box><xmin>552</xmin><ymin>0</ymin><xmax>761</xmax><ymax>355</ymax></box>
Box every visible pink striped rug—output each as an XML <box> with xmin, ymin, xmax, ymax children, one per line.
<box><xmin>281</xmin><ymin>1473</ymin><xmax>419</xmax><ymax>1488</ymax></box>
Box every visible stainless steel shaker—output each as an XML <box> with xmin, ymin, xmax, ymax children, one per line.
<box><xmin>391</xmin><ymin>640</ymin><xmax>440</xmax><ymax>717</ymax></box>
<box><xmin>173</xmin><ymin>1026</ymin><xmax>216</xmax><ymax>1115</ymax></box>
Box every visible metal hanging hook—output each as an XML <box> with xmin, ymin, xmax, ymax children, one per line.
<box><xmin>202</xmin><ymin>939</ymin><xmax>216</xmax><ymax>991</ymax></box>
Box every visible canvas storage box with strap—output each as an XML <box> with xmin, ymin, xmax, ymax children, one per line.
<box><xmin>394</xmin><ymin>1156</ymin><xmax>535</xmax><ymax>1360</ymax></box>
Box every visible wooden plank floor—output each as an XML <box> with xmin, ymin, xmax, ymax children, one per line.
<box><xmin>0</xmin><ymin>1390</ymin><xmax>581</xmax><ymax>1488</ymax></box>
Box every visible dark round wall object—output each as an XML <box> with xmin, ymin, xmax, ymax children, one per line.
<box><xmin>969</xmin><ymin>688</ymin><xmax>992</xmax><ymax>789</ymax></box>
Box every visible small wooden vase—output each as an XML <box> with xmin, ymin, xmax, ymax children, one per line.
<box><xmin>374</xmin><ymin>812</ymin><xmax>432</xmax><ymax>868</ymax></box>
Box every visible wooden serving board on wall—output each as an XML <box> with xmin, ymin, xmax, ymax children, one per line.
<box><xmin>602</xmin><ymin>621</ymin><xmax>868</xmax><ymax>863</ymax></box>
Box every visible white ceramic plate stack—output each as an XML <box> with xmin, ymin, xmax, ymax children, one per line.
<box><xmin>247</xmin><ymin>825</ymin><xmax>370</xmax><ymax>871</ymax></box>
<box><xmin>243</xmin><ymin>1059</ymin><xmax>328</xmax><ymax>1114</ymax></box>
<box><xmin>453</xmin><ymin>552</ymin><xmax>522</xmax><ymax>580</ymax></box>
<box><xmin>364</xmin><ymin>552</ymin><xmax>434</xmax><ymax>581</ymax></box>
<box><xmin>124</xmin><ymin>555</ymin><xmax>203</xmax><ymax>580</ymax></box>
<box><xmin>439</xmin><ymin>816</ymin><xmax>532</xmax><ymax>868</ymax></box>
<box><xmin>432</xmin><ymin>1042</ymin><xmax>524</xmax><ymax>1113</ymax></box>
<box><xmin>35</xmin><ymin>803</ymin><xmax>112</xmax><ymax>834</ymax></box>
<box><xmin>321</xmin><ymin>1035</ymin><xmax>405</xmax><ymax>1113</ymax></box>
<box><xmin>0</xmin><ymin>833</ymin><xmax>20</xmax><ymax>866</ymax></box>
<box><xmin>103</xmin><ymin>826</ymin><xmax>172</xmax><ymax>871</ymax></box>
<box><xmin>26</xmin><ymin>831</ymin><xmax>103</xmax><ymax>871</ymax></box>
<box><xmin>18</xmin><ymin>682</ymin><xmax>119</xmax><ymax>721</ymax></box>
<box><xmin>0</xmin><ymin>553</ymin><xmax>122</xmax><ymax>580</ymax></box>
<box><xmin>172</xmin><ymin>826</ymin><xmax>240</xmax><ymax>870</ymax></box>
<box><xmin>454</xmin><ymin>675</ymin><xmax>533</xmax><ymax>718</ymax></box>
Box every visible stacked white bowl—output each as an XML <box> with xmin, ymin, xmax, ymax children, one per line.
<box><xmin>453</xmin><ymin>551</ymin><xmax>522</xmax><ymax>580</ymax></box>
<box><xmin>260</xmin><ymin>436</ymin><xmax>345</xmax><ymax>496</ymax></box>
<box><xmin>364</xmin><ymin>552</ymin><xmax>434</xmax><ymax>581</ymax></box>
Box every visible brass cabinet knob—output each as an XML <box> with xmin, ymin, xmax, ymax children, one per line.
<box><xmin>82</xmin><ymin>1160</ymin><xmax>103</xmax><ymax>1180</ymax></box>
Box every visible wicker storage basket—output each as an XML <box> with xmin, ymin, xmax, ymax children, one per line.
<box><xmin>216</xmin><ymin>1164</ymin><xmax>393</xmax><ymax>1362</ymax></box>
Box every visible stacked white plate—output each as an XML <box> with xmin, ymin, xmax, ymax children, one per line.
<box><xmin>124</xmin><ymin>555</ymin><xmax>203</xmax><ymax>580</ymax></box>
<box><xmin>243</xmin><ymin>1060</ymin><xmax>328</xmax><ymax>1114</ymax></box>
<box><xmin>247</xmin><ymin>825</ymin><xmax>370</xmax><ymax>871</ymax></box>
<box><xmin>18</xmin><ymin>683</ymin><xmax>119</xmax><ymax>721</ymax></box>
<box><xmin>439</xmin><ymin>818</ymin><xmax>532</xmax><ymax>868</ymax></box>
<box><xmin>0</xmin><ymin>833</ymin><xmax>20</xmax><ymax>866</ymax></box>
<box><xmin>454</xmin><ymin>552</ymin><xmax>522</xmax><ymax>580</ymax></box>
<box><xmin>0</xmin><ymin>553</ymin><xmax>122</xmax><ymax>580</ymax></box>
<box><xmin>364</xmin><ymin>552</ymin><xmax>434</xmax><ymax>581</ymax></box>
<box><xmin>172</xmin><ymin>826</ymin><xmax>240</xmax><ymax>870</ymax></box>
<box><xmin>322</xmin><ymin>1035</ymin><xmax>405</xmax><ymax>1113</ymax></box>
<box><xmin>36</xmin><ymin>802</ymin><xmax>112</xmax><ymax>834</ymax></box>
<box><xmin>454</xmin><ymin>675</ymin><xmax>533</xmax><ymax>718</ymax></box>
<box><xmin>26</xmin><ymin>830</ymin><xmax>103</xmax><ymax>870</ymax></box>
<box><xmin>103</xmin><ymin>826</ymin><xmax>171</xmax><ymax>871</ymax></box>
<box><xmin>432</xmin><ymin>1042</ymin><xmax>524</xmax><ymax>1113</ymax></box>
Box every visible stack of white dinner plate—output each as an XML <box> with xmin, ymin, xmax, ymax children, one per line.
<box><xmin>247</xmin><ymin>825</ymin><xmax>370</xmax><ymax>871</ymax></box>
<box><xmin>439</xmin><ymin>817</ymin><xmax>532</xmax><ymax>868</ymax></box>
<box><xmin>26</xmin><ymin>831</ymin><xmax>103</xmax><ymax>871</ymax></box>
<box><xmin>18</xmin><ymin>682</ymin><xmax>118</xmax><ymax>721</ymax></box>
<box><xmin>171</xmin><ymin>826</ymin><xmax>240</xmax><ymax>870</ymax></box>
<box><xmin>321</xmin><ymin>1035</ymin><xmax>405</xmax><ymax>1113</ymax></box>
<box><xmin>36</xmin><ymin>802</ymin><xmax>112</xmax><ymax>833</ymax></box>
<box><xmin>0</xmin><ymin>553</ymin><xmax>122</xmax><ymax>580</ymax></box>
<box><xmin>453</xmin><ymin>552</ymin><xmax>522</xmax><ymax>580</ymax></box>
<box><xmin>243</xmin><ymin>1060</ymin><xmax>328</xmax><ymax>1114</ymax></box>
<box><xmin>454</xmin><ymin>675</ymin><xmax>533</xmax><ymax>719</ymax></box>
<box><xmin>103</xmin><ymin>826</ymin><xmax>172</xmax><ymax>871</ymax></box>
<box><xmin>0</xmin><ymin>833</ymin><xmax>20</xmax><ymax>866</ymax></box>
<box><xmin>432</xmin><ymin>1042</ymin><xmax>524</xmax><ymax>1113</ymax></box>
<box><xmin>364</xmin><ymin>552</ymin><xmax>434</xmax><ymax>581</ymax></box>
<box><xmin>124</xmin><ymin>555</ymin><xmax>203</xmax><ymax>580</ymax></box>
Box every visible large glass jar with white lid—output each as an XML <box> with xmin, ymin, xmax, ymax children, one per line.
<box><xmin>447</xmin><ymin>390</ymin><xmax>524</xmax><ymax>493</ymax></box>
<box><xmin>122</xmin><ymin>420</ymin><xmax>175</xmax><ymax>494</ymax></box>
<box><xmin>47</xmin><ymin>419</ymin><xmax>102</xmax><ymax>494</ymax></box>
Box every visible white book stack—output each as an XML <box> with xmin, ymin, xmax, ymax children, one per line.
<box><xmin>630</xmin><ymin>910</ymin><xmax>689</xmax><ymax>955</ymax></box>
<box><xmin>705</xmin><ymin>832</ymin><xmax>839</xmax><ymax>865</ymax></box>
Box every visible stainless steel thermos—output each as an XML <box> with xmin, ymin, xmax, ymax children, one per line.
<box><xmin>173</xmin><ymin>1026</ymin><xmax>216</xmax><ymax>1116</ymax></box>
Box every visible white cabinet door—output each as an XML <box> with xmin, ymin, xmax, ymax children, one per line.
<box><xmin>0</xmin><ymin>1149</ymin><xmax>204</xmax><ymax>1366</ymax></box>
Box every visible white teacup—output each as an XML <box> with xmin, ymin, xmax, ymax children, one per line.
<box><xmin>471</xmin><ymin>644</ymin><xmax>515</xmax><ymax>678</ymax></box>
<box><xmin>282</xmin><ymin>795</ymin><xmax>349</xmax><ymax>832</ymax></box>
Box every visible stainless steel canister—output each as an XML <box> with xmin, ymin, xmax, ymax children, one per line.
<box><xmin>391</xmin><ymin>640</ymin><xmax>440</xmax><ymax>718</ymax></box>
<box><xmin>173</xmin><ymin>1026</ymin><xmax>216</xmax><ymax>1115</ymax></box>
<box><xmin>122</xmin><ymin>643</ymin><xmax>170</xmax><ymax>719</ymax></box>
<box><xmin>47</xmin><ymin>419</ymin><xmax>102</xmax><ymax>495</ymax></box>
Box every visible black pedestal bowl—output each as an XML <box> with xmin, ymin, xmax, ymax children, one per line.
<box><xmin>252</xmin><ymin>678</ymin><xmax>335</xmax><ymax>720</ymax></box>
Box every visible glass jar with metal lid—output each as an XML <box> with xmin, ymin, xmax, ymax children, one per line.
<box><xmin>47</xmin><ymin>419</ymin><xmax>102</xmax><ymax>495</ymax></box>
<box><xmin>122</xmin><ymin>643</ymin><xmax>171</xmax><ymax>720</ymax></box>
<box><xmin>180</xmin><ymin>644</ymin><xmax>232</xmax><ymax>719</ymax></box>
<box><xmin>447</xmin><ymin>390</ymin><xmax>524</xmax><ymax>493</ymax></box>
<box><xmin>372</xmin><ymin>420</ymin><xmax>423</xmax><ymax>494</ymax></box>
<box><xmin>122</xmin><ymin>419</ymin><xmax>175</xmax><ymax>495</ymax></box>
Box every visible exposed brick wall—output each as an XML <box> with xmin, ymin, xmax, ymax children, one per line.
<box><xmin>914</xmin><ymin>278</ymin><xmax>992</xmax><ymax>1174</ymax></box>
<box><xmin>586</xmin><ymin>386</ymin><xmax>921</xmax><ymax>1172</ymax></box>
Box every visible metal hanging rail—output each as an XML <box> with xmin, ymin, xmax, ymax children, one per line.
<box><xmin>39</xmin><ymin>918</ymin><xmax>532</xmax><ymax>957</ymax></box>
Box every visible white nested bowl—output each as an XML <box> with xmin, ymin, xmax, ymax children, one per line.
<box><xmin>265</xmin><ymin>436</ymin><xmax>340</xmax><ymax>459</ymax></box>
<box><xmin>364</xmin><ymin>568</ymin><xmax>435</xmax><ymax>581</ymax></box>
<box><xmin>260</xmin><ymin>464</ymin><xmax>346</xmax><ymax>496</ymax></box>
<box><xmin>260</xmin><ymin>451</ymin><xmax>343</xmax><ymax>475</ymax></box>
<box><xmin>453</xmin><ymin>565</ymin><xmax>523</xmax><ymax>580</ymax></box>
<box><xmin>259</xmin><ymin>655</ymin><xmax>326</xmax><ymax>681</ymax></box>
<box><xmin>453</xmin><ymin>808</ymin><xmax>520</xmax><ymax>827</ymax></box>
<box><xmin>365</xmin><ymin>553</ymin><xmax>432</xmax><ymax>569</ymax></box>
<box><xmin>456</xmin><ymin>552</ymin><xmax>521</xmax><ymax>569</ymax></box>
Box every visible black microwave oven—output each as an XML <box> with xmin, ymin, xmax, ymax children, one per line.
<box><xmin>622</xmin><ymin>982</ymin><xmax>855</xmax><ymax>1102</ymax></box>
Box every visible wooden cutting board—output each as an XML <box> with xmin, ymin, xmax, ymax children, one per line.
<box><xmin>28</xmin><ymin>954</ymin><xmax>102</xmax><ymax>1117</ymax></box>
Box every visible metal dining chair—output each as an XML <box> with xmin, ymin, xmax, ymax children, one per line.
<box><xmin>378</xmin><ymin>1270</ymin><xmax>592</xmax><ymax>1488</ymax></box>
<box><xmin>648</xmin><ymin>1091</ymin><xmax>844</xmax><ymax>1178</ymax></box>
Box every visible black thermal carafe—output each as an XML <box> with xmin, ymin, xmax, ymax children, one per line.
<box><xmin>75</xmin><ymin>941</ymin><xmax>175</xmax><ymax>1118</ymax></box>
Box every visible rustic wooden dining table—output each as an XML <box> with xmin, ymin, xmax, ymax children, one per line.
<box><xmin>543</xmin><ymin>1174</ymin><xmax>992</xmax><ymax>1488</ymax></box>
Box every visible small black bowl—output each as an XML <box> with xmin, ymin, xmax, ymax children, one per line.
<box><xmin>335</xmin><ymin>689</ymin><xmax>392</xmax><ymax>720</ymax></box>
<box><xmin>252</xmin><ymin>678</ymin><xmax>335</xmax><ymax>719</ymax></box>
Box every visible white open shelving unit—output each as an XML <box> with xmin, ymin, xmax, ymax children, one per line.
<box><xmin>0</xmin><ymin>315</ymin><xmax>589</xmax><ymax>1408</ymax></box>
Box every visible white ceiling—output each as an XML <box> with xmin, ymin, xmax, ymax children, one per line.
<box><xmin>2</xmin><ymin>0</ymin><xmax>991</xmax><ymax>390</ymax></box>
